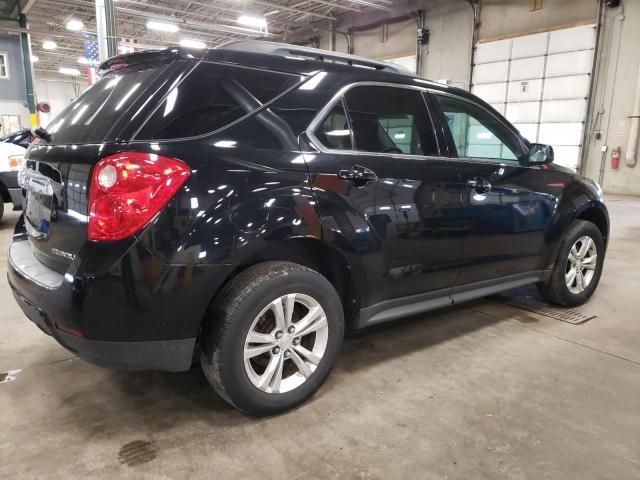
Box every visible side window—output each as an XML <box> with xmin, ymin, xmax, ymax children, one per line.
<box><xmin>433</xmin><ymin>94</ymin><xmax>522</xmax><ymax>162</ymax></box>
<box><xmin>344</xmin><ymin>86</ymin><xmax>438</xmax><ymax>156</ymax></box>
<box><xmin>136</xmin><ymin>62</ymin><xmax>302</xmax><ymax>140</ymax></box>
<box><xmin>0</xmin><ymin>52</ymin><xmax>8</xmax><ymax>79</ymax></box>
<box><xmin>315</xmin><ymin>101</ymin><xmax>352</xmax><ymax>150</ymax></box>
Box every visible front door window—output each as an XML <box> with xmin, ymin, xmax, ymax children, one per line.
<box><xmin>433</xmin><ymin>94</ymin><xmax>523</xmax><ymax>163</ymax></box>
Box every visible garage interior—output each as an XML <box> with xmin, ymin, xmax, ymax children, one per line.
<box><xmin>1</xmin><ymin>0</ymin><xmax>639</xmax><ymax>478</ymax></box>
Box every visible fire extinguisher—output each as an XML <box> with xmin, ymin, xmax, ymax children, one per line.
<box><xmin>611</xmin><ymin>146</ymin><xmax>621</xmax><ymax>169</ymax></box>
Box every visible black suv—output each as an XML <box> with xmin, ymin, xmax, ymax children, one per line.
<box><xmin>8</xmin><ymin>41</ymin><xmax>608</xmax><ymax>416</ymax></box>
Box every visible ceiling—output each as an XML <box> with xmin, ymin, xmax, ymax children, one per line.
<box><xmin>2</xmin><ymin>0</ymin><xmax>396</xmax><ymax>81</ymax></box>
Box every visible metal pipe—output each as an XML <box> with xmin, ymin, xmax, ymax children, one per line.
<box><xmin>18</xmin><ymin>14</ymin><xmax>38</xmax><ymax>127</ymax></box>
<box><xmin>626</xmin><ymin>61</ymin><xmax>640</xmax><ymax>167</ymax></box>
<box><xmin>104</xmin><ymin>0</ymin><xmax>118</xmax><ymax>58</ymax></box>
<box><xmin>414</xmin><ymin>10</ymin><xmax>424</xmax><ymax>77</ymax></box>
<box><xmin>465</xmin><ymin>0</ymin><xmax>478</xmax><ymax>91</ymax></box>
<box><xmin>580</xmin><ymin>0</ymin><xmax>606</xmax><ymax>175</ymax></box>
<box><xmin>598</xmin><ymin>4</ymin><xmax>626</xmax><ymax>184</ymax></box>
<box><xmin>95</xmin><ymin>0</ymin><xmax>109</xmax><ymax>61</ymax></box>
<box><xmin>329</xmin><ymin>20</ymin><xmax>336</xmax><ymax>51</ymax></box>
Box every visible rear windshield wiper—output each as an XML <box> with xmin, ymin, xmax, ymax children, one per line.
<box><xmin>31</xmin><ymin>127</ymin><xmax>52</xmax><ymax>143</ymax></box>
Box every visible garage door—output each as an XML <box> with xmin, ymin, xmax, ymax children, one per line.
<box><xmin>385</xmin><ymin>54</ymin><xmax>416</xmax><ymax>74</ymax></box>
<box><xmin>471</xmin><ymin>25</ymin><xmax>596</xmax><ymax>171</ymax></box>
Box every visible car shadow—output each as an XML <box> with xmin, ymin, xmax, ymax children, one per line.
<box><xmin>33</xmin><ymin>299</ymin><xmax>508</xmax><ymax>437</ymax></box>
<box><xmin>0</xmin><ymin>208</ymin><xmax>20</xmax><ymax>232</ymax></box>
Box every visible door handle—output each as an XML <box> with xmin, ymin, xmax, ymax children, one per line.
<box><xmin>338</xmin><ymin>165</ymin><xmax>377</xmax><ymax>185</ymax></box>
<box><xmin>466</xmin><ymin>177</ymin><xmax>492</xmax><ymax>193</ymax></box>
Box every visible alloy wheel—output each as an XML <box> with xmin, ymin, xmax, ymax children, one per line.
<box><xmin>565</xmin><ymin>235</ymin><xmax>598</xmax><ymax>294</ymax></box>
<box><xmin>243</xmin><ymin>293</ymin><xmax>329</xmax><ymax>394</ymax></box>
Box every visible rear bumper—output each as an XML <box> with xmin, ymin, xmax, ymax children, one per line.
<box><xmin>8</xmin><ymin>238</ymin><xmax>233</xmax><ymax>372</ymax></box>
<box><xmin>11</xmin><ymin>286</ymin><xmax>195</xmax><ymax>371</ymax></box>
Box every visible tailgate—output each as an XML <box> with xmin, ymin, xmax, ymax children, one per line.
<box><xmin>20</xmin><ymin>56</ymin><xmax>193</xmax><ymax>273</ymax></box>
<box><xmin>22</xmin><ymin>144</ymin><xmax>123</xmax><ymax>273</ymax></box>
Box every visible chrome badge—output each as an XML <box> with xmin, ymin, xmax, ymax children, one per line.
<box><xmin>51</xmin><ymin>248</ymin><xmax>76</xmax><ymax>261</ymax></box>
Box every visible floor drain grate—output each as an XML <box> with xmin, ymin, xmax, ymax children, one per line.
<box><xmin>492</xmin><ymin>295</ymin><xmax>597</xmax><ymax>325</ymax></box>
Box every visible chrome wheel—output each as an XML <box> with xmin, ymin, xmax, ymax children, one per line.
<box><xmin>244</xmin><ymin>293</ymin><xmax>329</xmax><ymax>394</ymax></box>
<box><xmin>565</xmin><ymin>235</ymin><xmax>598</xmax><ymax>294</ymax></box>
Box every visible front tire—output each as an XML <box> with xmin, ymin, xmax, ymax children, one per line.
<box><xmin>537</xmin><ymin>220</ymin><xmax>604</xmax><ymax>307</ymax></box>
<box><xmin>200</xmin><ymin>261</ymin><xmax>344</xmax><ymax>416</ymax></box>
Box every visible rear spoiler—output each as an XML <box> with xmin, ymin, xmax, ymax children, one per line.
<box><xmin>97</xmin><ymin>48</ymin><xmax>206</xmax><ymax>76</ymax></box>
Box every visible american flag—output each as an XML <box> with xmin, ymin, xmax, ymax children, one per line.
<box><xmin>83</xmin><ymin>32</ymin><xmax>100</xmax><ymax>86</ymax></box>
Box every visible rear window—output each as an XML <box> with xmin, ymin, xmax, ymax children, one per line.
<box><xmin>134</xmin><ymin>62</ymin><xmax>304</xmax><ymax>140</ymax></box>
<box><xmin>45</xmin><ymin>62</ymin><xmax>174</xmax><ymax>145</ymax></box>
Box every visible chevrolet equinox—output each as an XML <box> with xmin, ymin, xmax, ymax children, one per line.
<box><xmin>8</xmin><ymin>41</ymin><xmax>609</xmax><ymax>416</ymax></box>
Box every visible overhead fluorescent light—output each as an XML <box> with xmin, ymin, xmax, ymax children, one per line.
<box><xmin>42</xmin><ymin>40</ymin><xmax>57</xmax><ymax>50</ymax></box>
<box><xmin>78</xmin><ymin>56</ymin><xmax>89</xmax><ymax>65</ymax></box>
<box><xmin>146</xmin><ymin>20</ymin><xmax>179</xmax><ymax>33</ymax></box>
<box><xmin>66</xmin><ymin>19</ymin><xmax>84</xmax><ymax>31</ymax></box>
<box><xmin>31</xmin><ymin>55</ymin><xmax>39</xmax><ymax>63</ymax></box>
<box><xmin>179</xmin><ymin>38</ymin><xmax>206</xmax><ymax>49</ymax></box>
<box><xmin>59</xmin><ymin>67</ymin><xmax>81</xmax><ymax>76</ymax></box>
<box><xmin>237</xmin><ymin>14</ymin><xmax>267</xmax><ymax>28</ymax></box>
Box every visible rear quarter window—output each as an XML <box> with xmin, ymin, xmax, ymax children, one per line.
<box><xmin>134</xmin><ymin>62</ymin><xmax>304</xmax><ymax>140</ymax></box>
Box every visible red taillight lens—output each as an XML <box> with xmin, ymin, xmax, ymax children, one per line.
<box><xmin>88</xmin><ymin>152</ymin><xmax>190</xmax><ymax>241</ymax></box>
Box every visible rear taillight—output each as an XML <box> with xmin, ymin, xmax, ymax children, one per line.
<box><xmin>88</xmin><ymin>152</ymin><xmax>190</xmax><ymax>241</ymax></box>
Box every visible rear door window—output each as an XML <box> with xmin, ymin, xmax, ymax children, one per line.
<box><xmin>343</xmin><ymin>86</ymin><xmax>438</xmax><ymax>156</ymax></box>
<box><xmin>135</xmin><ymin>62</ymin><xmax>304</xmax><ymax>140</ymax></box>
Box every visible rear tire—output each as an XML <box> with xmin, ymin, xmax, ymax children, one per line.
<box><xmin>537</xmin><ymin>220</ymin><xmax>604</xmax><ymax>307</ymax></box>
<box><xmin>200</xmin><ymin>261</ymin><xmax>344</xmax><ymax>416</ymax></box>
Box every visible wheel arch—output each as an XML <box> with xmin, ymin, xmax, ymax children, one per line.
<box><xmin>197</xmin><ymin>236</ymin><xmax>361</xmax><ymax>346</ymax></box>
<box><xmin>576</xmin><ymin>204</ymin><xmax>609</xmax><ymax>249</ymax></box>
<box><xmin>544</xmin><ymin>198</ymin><xmax>609</xmax><ymax>269</ymax></box>
<box><xmin>233</xmin><ymin>237</ymin><xmax>360</xmax><ymax>326</ymax></box>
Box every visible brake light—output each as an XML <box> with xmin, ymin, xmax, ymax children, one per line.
<box><xmin>88</xmin><ymin>152</ymin><xmax>190</xmax><ymax>241</ymax></box>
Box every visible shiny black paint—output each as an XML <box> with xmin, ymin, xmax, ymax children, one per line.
<box><xmin>8</xmin><ymin>46</ymin><xmax>609</xmax><ymax>371</ymax></box>
<box><xmin>453</xmin><ymin>160</ymin><xmax>556</xmax><ymax>285</ymax></box>
<box><xmin>306</xmin><ymin>150</ymin><xmax>466</xmax><ymax>306</ymax></box>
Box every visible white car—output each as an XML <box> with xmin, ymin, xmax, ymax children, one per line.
<box><xmin>0</xmin><ymin>129</ymin><xmax>29</xmax><ymax>220</ymax></box>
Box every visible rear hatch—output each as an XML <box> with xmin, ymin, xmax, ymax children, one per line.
<box><xmin>22</xmin><ymin>52</ymin><xmax>194</xmax><ymax>273</ymax></box>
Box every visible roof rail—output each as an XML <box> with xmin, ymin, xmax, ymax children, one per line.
<box><xmin>216</xmin><ymin>40</ymin><xmax>412</xmax><ymax>75</ymax></box>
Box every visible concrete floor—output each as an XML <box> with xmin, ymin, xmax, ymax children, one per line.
<box><xmin>1</xmin><ymin>196</ymin><xmax>639</xmax><ymax>480</ymax></box>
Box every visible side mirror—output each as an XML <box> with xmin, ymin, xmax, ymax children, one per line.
<box><xmin>527</xmin><ymin>143</ymin><xmax>554</xmax><ymax>165</ymax></box>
